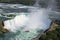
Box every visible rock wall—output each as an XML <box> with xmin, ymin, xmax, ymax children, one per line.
<box><xmin>0</xmin><ymin>20</ymin><xmax>8</xmax><ymax>34</ymax></box>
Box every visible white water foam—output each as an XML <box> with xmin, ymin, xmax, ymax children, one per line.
<box><xmin>3</xmin><ymin>7</ymin><xmax>51</xmax><ymax>32</ymax></box>
<box><xmin>4</xmin><ymin>14</ymin><xmax>29</xmax><ymax>32</ymax></box>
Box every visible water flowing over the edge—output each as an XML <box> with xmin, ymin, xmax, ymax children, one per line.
<box><xmin>0</xmin><ymin>0</ymin><xmax>60</xmax><ymax>40</ymax></box>
<box><xmin>0</xmin><ymin>0</ymin><xmax>57</xmax><ymax>40</ymax></box>
<box><xmin>0</xmin><ymin>0</ymin><xmax>55</xmax><ymax>40</ymax></box>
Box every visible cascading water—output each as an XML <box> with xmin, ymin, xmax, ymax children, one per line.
<box><xmin>2</xmin><ymin>7</ymin><xmax>51</xmax><ymax>40</ymax></box>
<box><xmin>0</xmin><ymin>0</ymin><xmax>57</xmax><ymax>40</ymax></box>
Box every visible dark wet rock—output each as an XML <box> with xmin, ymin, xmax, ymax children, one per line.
<box><xmin>54</xmin><ymin>20</ymin><xmax>60</xmax><ymax>25</ymax></box>
<box><xmin>0</xmin><ymin>20</ymin><xmax>9</xmax><ymax>34</ymax></box>
<box><xmin>2</xmin><ymin>29</ymin><xmax>9</xmax><ymax>33</ymax></box>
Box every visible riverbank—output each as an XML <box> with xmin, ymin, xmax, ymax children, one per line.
<box><xmin>40</xmin><ymin>20</ymin><xmax>60</xmax><ymax>40</ymax></box>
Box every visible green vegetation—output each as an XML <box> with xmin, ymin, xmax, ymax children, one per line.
<box><xmin>40</xmin><ymin>25</ymin><xmax>60</xmax><ymax>40</ymax></box>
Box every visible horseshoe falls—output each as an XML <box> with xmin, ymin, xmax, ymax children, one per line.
<box><xmin>0</xmin><ymin>0</ymin><xmax>59</xmax><ymax>40</ymax></box>
<box><xmin>2</xmin><ymin>7</ymin><xmax>51</xmax><ymax>40</ymax></box>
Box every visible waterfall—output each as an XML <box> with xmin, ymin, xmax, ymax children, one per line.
<box><xmin>4</xmin><ymin>15</ymin><xmax>29</xmax><ymax>32</ymax></box>
<box><xmin>0</xmin><ymin>0</ymin><xmax>58</xmax><ymax>40</ymax></box>
<box><xmin>2</xmin><ymin>6</ymin><xmax>51</xmax><ymax>40</ymax></box>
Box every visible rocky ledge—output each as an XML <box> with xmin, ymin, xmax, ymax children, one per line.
<box><xmin>0</xmin><ymin>20</ymin><xmax>9</xmax><ymax>34</ymax></box>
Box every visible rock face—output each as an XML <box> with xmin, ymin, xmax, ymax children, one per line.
<box><xmin>0</xmin><ymin>20</ymin><xmax>8</xmax><ymax>34</ymax></box>
<box><xmin>54</xmin><ymin>20</ymin><xmax>60</xmax><ymax>25</ymax></box>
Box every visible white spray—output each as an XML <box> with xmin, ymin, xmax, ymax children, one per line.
<box><xmin>0</xmin><ymin>0</ymin><xmax>58</xmax><ymax>40</ymax></box>
<box><xmin>3</xmin><ymin>0</ymin><xmax>51</xmax><ymax>32</ymax></box>
<box><xmin>4</xmin><ymin>7</ymin><xmax>51</xmax><ymax>32</ymax></box>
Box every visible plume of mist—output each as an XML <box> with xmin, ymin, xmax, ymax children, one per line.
<box><xmin>4</xmin><ymin>8</ymin><xmax>51</xmax><ymax>32</ymax></box>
